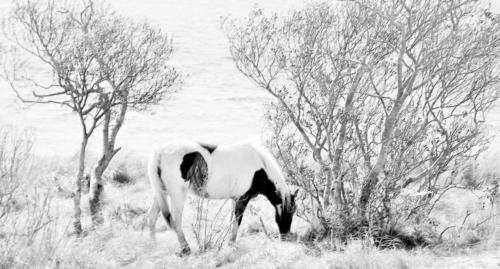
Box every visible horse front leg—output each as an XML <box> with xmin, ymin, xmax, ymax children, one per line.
<box><xmin>231</xmin><ymin>195</ymin><xmax>250</xmax><ymax>242</ymax></box>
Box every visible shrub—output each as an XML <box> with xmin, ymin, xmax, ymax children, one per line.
<box><xmin>0</xmin><ymin>127</ymin><xmax>65</xmax><ymax>268</ymax></box>
<box><xmin>191</xmin><ymin>197</ymin><xmax>233</xmax><ymax>252</ymax></box>
<box><xmin>110</xmin><ymin>169</ymin><xmax>135</xmax><ymax>185</ymax></box>
<box><xmin>225</xmin><ymin>0</ymin><xmax>500</xmax><ymax>247</ymax></box>
<box><xmin>0</xmin><ymin>126</ymin><xmax>33</xmax><ymax>227</ymax></box>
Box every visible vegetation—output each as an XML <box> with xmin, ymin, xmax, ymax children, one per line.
<box><xmin>0</xmin><ymin>127</ymin><xmax>63</xmax><ymax>268</ymax></box>
<box><xmin>225</xmin><ymin>0</ymin><xmax>500</xmax><ymax>245</ymax></box>
<box><xmin>0</xmin><ymin>0</ymin><xmax>499</xmax><ymax>268</ymax></box>
<box><xmin>2</xmin><ymin>0</ymin><xmax>180</xmax><ymax>234</ymax></box>
<box><xmin>0</xmin><ymin>128</ymin><xmax>497</xmax><ymax>267</ymax></box>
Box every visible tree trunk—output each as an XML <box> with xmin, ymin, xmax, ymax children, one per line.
<box><xmin>358</xmin><ymin>94</ymin><xmax>405</xmax><ymax>220</ymax></box>
<box><xmin>89</xmin><ymin>103</ymin><xmax>111</xmax><ymax>226</ymax></box>
<box><xmin>331</xmin><ymin>66</ymin><xmax>365</xmax><ymax>210</ymax></box>
<box><xmin>89</xmin><ymin>144</ymin><xmax>120</xmax><ymax>225</ymax></box>
<box><xmin>73</xmin><ymin>136</ymin><xmax>88</xmax><ymax>236</ymax></box>
<box><xmin>322</xmin><ymin>166</ymin><xmax>334</xmax><ymax>208</ymax></box>
<box><xmin>359</xmin><ymin>105</ymin><xmax>397</xmax><ymax>217</ymax></box>
<box><xmin>358</xmin><ymin>29</ymin><xmax>411</xmax><ymax>220</ymax></box>
<box><xmin>89</xmin><ymin>160</ymin><xmax>106</xmax><ymax>225</ymax></box>
<box><xmin>89</xmin><ymin>99</ymin><xmax>126</xmax><ymax>225</ymax></box>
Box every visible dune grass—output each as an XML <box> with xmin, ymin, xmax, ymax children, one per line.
<box><xmin>1</xmin><ymin>152</ymin><xmax>499</xmax><ymax>269</ymax></box>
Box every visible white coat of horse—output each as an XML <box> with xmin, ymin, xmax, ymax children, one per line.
<box><xmin>147</xmin><ymin>139</ymin><xmax>297</xmax><ymax>255</ymax></box>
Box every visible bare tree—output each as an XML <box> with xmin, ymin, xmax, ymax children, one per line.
<box><xmin>225</xmin><ymin>0</ymin><xmax>500</xmax><ymax>237</ymax></box>
<box><xmin>2</xmin><ymin>0</ymin><xmax>179</xmax><ymax>234</ymax></box>
<box><xmin>350</xmin><ymin>0</ymin><xmax>500</xmax><ymax>220</ymax></box>
<box><xmin>224</xmin><ymin>3</ymin><xmax>391</xmax><ymax>227</ymax></box>
<box><xmin>79</xmin><ymin>2</ymin><xmax>179</xmax><ymax>225</ymax></box>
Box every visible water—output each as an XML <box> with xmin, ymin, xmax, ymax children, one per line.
<box><xmin>0</xmin><ymin>0</ymin><xmax>499</xmax><ymax>158</ymax></box>
<box><xmin>0</xmin><ymin>0</ymin><xmax>304</xmax><ymax>156</ymax></box>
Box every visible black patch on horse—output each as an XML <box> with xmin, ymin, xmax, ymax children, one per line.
<box><xmin>198</xmin><ymin>142</ymin><xmax>217</xmax><ymax>154</ymax></box>
<box><xmin>251</xmin><ymin>169</ymin><xmax>283</xmax><ymax>205</ymax></box>
<box><xmin>180</xmin><ymin>152</ymin><xmax>208</xmax><ymax>195</ymax></box>
<box><xmin>156</xmin><ymin>167</ymin><xmax>167</xmax><ymax>191</ymax></box>
<box><xmin>234</xmin><ymin>169</ymin><xmax>282</xmax><ymax>225</ymax></box>
<box><xmin>156</xmin><ymin>166</ymin><xmax>172</xmax><ymax>226</ymax></box>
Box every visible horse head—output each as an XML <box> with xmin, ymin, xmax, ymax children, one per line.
<box><xmin>275</xmin><ymin>188</ymin><xmax>298</xmax><ymax>236</ymax></box>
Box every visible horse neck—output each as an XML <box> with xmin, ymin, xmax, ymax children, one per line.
<box><xmin>256</xmin><ymin>147</ymin><xmax>290</xmax><ymax>199</ymax></box>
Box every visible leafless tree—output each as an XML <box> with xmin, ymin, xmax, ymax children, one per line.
<box><xmin>225</xmin><ymin>0</ymin><xmax>500</xmax><ymax>237</ymax></box>
<box><xmin>2</xmin><ymin>0</ymin><xmax>179</xmax><ymax>234</ymax></box>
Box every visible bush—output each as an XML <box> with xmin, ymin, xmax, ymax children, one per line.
<box><xmin>225</xmin><ymin>0</ymin><xmax>500</xmax><ymax>247</ymax></box>
<box><xmin>0</xmin><ymin>127</ymin><xmax>66</xmax><ymax>268</ymax></box>
<box><xmin>0</xmin><ymin>127</ymin><xmax>33</xmax><ymax>226</ymax></box>
<box><xmin>110</xmin><ymin>169</ymin><xmax>135</xmax><ymax>185</ymax></box>
<box><xmin>108</xmin><ymin>155</ymin><xmax>147</xmax><ymax>186</ymax></box>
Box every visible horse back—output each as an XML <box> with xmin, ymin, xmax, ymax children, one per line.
<box><xmin>154</xmin><ymin>140</ymin><xmax>271</xmax><ymax>199</ymax></box>
<box><xmin>204</xmin><ymin>143</ymin><xmax>265</xmax><ymax>198</ymax></box>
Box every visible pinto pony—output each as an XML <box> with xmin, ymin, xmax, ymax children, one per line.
<box><xmin>147</xmin><ymin>139</ymin><xmax>297</xmax><ymax>255</ymax></box>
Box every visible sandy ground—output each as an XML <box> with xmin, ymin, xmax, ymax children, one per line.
<box><xmin>435</xmin><ymin>251</ymin><xmax>500</xmax><ymax>269</ymax></box>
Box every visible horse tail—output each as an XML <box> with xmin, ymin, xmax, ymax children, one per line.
<box><xmin>148</xmin><ymin>149</ymin><xmax>173</xmax><ymax>227</ymax></box>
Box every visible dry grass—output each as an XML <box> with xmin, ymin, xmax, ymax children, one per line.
<box><xmin>191</xmin><ymin>197</ymin><xmax>234</xmax><ymax>252</ymax></box>
<box><xmin>42</xmin><ymin>224</ymin><xmax>432</xmax><ymax>269</ymax></box>
<box><xmin>1</xmin><ymin>150</ymin><xmax>498</xmax><ymax>268</ymax></box>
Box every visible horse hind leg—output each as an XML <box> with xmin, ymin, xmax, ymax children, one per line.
<box><xmin>147</xmin><ymin>198</ymin><xmax>160</xmax><ymax>240</ymax></box>
<box><xmin>169</xmin><ymin>184</ymin><xmax>191</xmax><ymax>255</ymax></box>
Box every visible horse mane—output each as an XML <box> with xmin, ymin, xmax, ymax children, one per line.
<box><xmin>251</xmin><ymin>144</ymin><xmax>290</xmax><ymax>197</ymax></box>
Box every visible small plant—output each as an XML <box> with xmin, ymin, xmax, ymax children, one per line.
<box><xmin>0</xmin><ymin>126</ymin><xmax>33</xmax><ymax>227</ymax></box>
<box><xmin>191</xmin><ymin>197</ymin><xmax>233</xmax><ymax>253</ymax></box>
<box><xmin>110</xmin><ymin>169</ymin><xmax>134</xmax><ymax>185</ymax></box>
<box><xmin>0</xmin><ymin>127</ymin><xmax>66</xmax><ymax>268</ymax></box>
